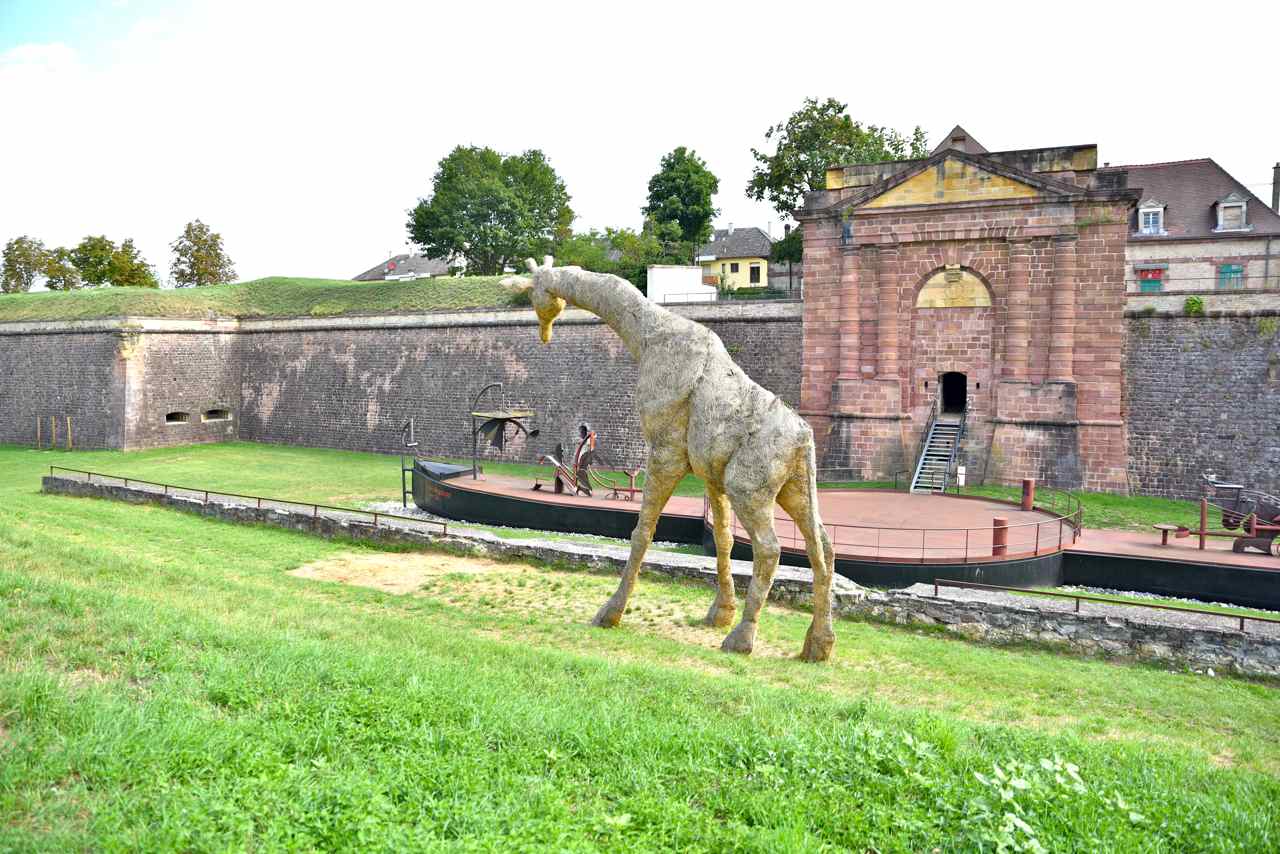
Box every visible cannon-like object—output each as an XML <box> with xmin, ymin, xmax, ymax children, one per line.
<box><xmin>1203</xmin><ymin>475</ymin><xmax>1280</xmax><ymax>556</ymax></box>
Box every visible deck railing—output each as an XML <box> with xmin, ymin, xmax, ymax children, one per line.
<box><xmin>704</xmin><ymin>486</ymin><xmax>1083</xmax><ymax>564</ymax></box>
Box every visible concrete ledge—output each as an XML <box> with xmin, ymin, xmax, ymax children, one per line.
<box><xmin>0</xmin><ymin>301</ymin><xmax>803</xmax><ymax>337</ymax></box>
<box><xmin>41</xmin><ymin>474</ymin><xmax>1280</xmax><ymax>678</ymax></box>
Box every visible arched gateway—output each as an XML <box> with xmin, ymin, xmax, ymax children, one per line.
<box><xmin>794</xmin><ymin>126</ymin><xmax>1134</xmax><ymax>492</ymax></box>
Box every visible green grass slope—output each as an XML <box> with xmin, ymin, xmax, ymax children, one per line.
<box><xmin>1</xmin><ymin>442</ymin><xmax>1279</xmax><ymax>849</ymax></box>
<box><xmin>0</xmin><ymin>275</ymin><xmax>526</xmax><ymax>322</ymax></box>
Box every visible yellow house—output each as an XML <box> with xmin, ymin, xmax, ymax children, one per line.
<box><xmin>695</xmin><ymin>226</ymin><xmax>771</xmax><ymax>290</ymax></box>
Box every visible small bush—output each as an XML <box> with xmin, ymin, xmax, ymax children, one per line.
<box><xmin>1254</xmin><ymin>316</ymin><xmax>1278</xmax><ymax>337</ymax></box>
<box><xmin>1183</xmin><ymin>296</ymin><xmax>1205</xmax><ymax>317</ymax></box>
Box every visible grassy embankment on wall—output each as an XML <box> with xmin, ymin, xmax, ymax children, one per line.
<box><xmin>1</xmin><ymin>441</ymin><xmax>1279</xmax><ymax>849</ymax></box>
<box><xmin>0</xmin><ymin>275</ymin><xmax>525</xmax><ymax>322</ymax></box>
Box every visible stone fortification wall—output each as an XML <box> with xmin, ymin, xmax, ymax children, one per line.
<box><xmin>235</xmin><ymin>302</ymin><xmax>802</xmax><ymax>469</ymax></box>
<box><xmin>1125</xmin><ymin>311</ymin><xmax>1280</xmax><ymax>498</ymax></box>
<box><xmin>0</xmin><ymin>303</ymin><xmax>801</xmax><ymax>469</ymax></box>
<box><xmin>6</xmin><ymin>303</ymin><xmax>1279</xmax><ymax>501</ymax></box>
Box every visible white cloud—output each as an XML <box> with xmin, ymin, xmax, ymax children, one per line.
<box><xmin>1</xmin><ymin>0</ymin><xmax>1276</xmax><ymax>283</ymax></box>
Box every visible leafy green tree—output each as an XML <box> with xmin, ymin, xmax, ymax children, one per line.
<box><xmin>170</xmin><ymin>220</ymin><xmax>235</xmax><ymax>287</ymax></box>
<box><xmin>108</xmin><ymin>239</ymin><xmax>158</xmax><ymax>288</ymax></box>
<box><xmin>2</xmin><ymin>236</ymin><xmax>48</xmax><ymax>294</ymax></box>
<box><xmin>607</xmin><ymin>217</ymin><xmax>689</xmax><ymax>291</ymax></box>
<box><xmin>642</xmin><ymin>147</ymin><xmax>719</xmax><ymax>245</ymax></box>
<box><xmin>42</xmin><ymin>247</ymin><xmax>82</xmax><ymax>291</ymax></box>
<box><xmin>407</xmin><ymin>146</ymin><xmax>573</xmax><ymax>275</ymax></box>
<box><xmin>71</xmin><ymin>235</ymin><xmax>116</xmax><ymax>286</ymax></box>
<box><xmin>553</xmin><ymin>230</ymin><xmax>619</xmax><ymax>275</ymax></box>
<box><xmin>746</xmin><ymin>97</ymin><xmax>928</xmax><ymax>218</ymax></box>
<box><xmin>771</xmin><ymin>226</ymin><xmax>802</xmax><ymax>264</ymax></box>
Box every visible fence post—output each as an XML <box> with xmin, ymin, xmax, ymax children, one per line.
<box><xmin>992</xmin><ymin>517</ymin><xmax>1008</xmax><ymax>557</ymax></box>
<box><xmin>36</xmin><ymin>417</ymin><xmax>41</xmax><ymax>448</ymax></box>
<box><xmin>66</xmin><ymin>416</ymin><xmax>72</xmax><ymax>451</ymax></box>
<box><xmin>1200</xmin><ymin>498</ymin><xmax>1208</xmax><ymax>550</ymax></box>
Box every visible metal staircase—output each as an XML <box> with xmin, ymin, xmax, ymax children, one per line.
<box><xmin>910</xmin><ymin>394</ymin><xmax>967</xmax><ymax>494</ymax></box>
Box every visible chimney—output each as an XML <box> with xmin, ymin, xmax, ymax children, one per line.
<box><xmin>1273</xmin><ymin>162</ymin><xmax>1279</xmax><ymax>213</ymax></box>
<box><xmin>727</xmin><ymin>223</ymin><xmax>735</xmax><ymax>235</ymax></box>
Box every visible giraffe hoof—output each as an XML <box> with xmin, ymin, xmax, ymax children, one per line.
<box><xmin>703</xmin><ymin>599</ymin><xmax>736</xmax><ymax>628</ymax></box>
<box><xmin>720</xmin><ymin>623</ymin><xmax>756</xmax><ymax>655</ymax></box>
<box><xmin>591</xmin><ymin>601</ymin><xmax>624</xmax><ymax>628</ymax></box>
<box><xmin>800</xmin><ymin>627</ymin><xmax>835</xmax><ymax>663</ymax></box>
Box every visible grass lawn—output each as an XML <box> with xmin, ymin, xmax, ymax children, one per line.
<box><xmin>0</xmin><ymin>275</ymin><xmax>526</xmax><ymax>322</ymax></box>
<box><xmin>2</xmin><ymin>442</ymin><xmax>1280</xmax><ymax>849</ymax></box>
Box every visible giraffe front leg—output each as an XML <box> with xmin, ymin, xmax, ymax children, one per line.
<box><xmin>703</xmin><ymin>486</ymin><xmax>737</xmax><ymax>628</ymax></box>
<box><xmin>591</xmin><ymin>455</ymin><xmax>688</xmax><ymax>628</ymax></box>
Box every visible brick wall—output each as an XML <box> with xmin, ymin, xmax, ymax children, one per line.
<box><xmin>1125</xmin><ymin>313</ymin><xmax>1280</xmax><ymax>498</ymax></box>
<box><xmin>0</xmin><ymin>325</ymin><xmax>125</xmax><ymax>448</ymax></box>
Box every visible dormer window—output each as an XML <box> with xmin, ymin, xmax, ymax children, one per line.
<box><xmin>1137</xmin><ymin>200</ymin><xmax>1166</xmax><ymax>235</ymax></box>
<box><xmin>1214</xmin><ymin>192</ymin><xmax>1251</xmax><ymax>232</ymax></box>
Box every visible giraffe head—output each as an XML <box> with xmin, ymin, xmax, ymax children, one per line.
<box><xmin>502</xmin><ymin>255</ymin><xmax>567</xmax><ymax>344</ymax></box>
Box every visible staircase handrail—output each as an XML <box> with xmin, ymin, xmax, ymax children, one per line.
<box><xmin>909</xmin><ymin>388</ymin><xmax>942</xmax><ymax>492</ymax></box>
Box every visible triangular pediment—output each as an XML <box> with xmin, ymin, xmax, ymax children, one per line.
<box><xmin>864</xmin><ymin>156</ymin><xmax>1041</xmax><ymax>208</ymax></box>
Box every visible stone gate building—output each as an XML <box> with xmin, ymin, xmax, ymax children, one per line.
<box><xmin>796</xmin><ymin>128</ymin><xmax>1137</xmax><ymax>491</ymax></box>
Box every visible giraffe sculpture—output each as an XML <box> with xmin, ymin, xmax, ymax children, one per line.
<box><xmin>505</xmin><ymin>257</ymin><xmax>838</xmax><ymax>661</ymax></box>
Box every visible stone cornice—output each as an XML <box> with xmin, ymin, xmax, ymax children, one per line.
<box><xmin>0</xmin><ymin>300</ymin><xmax>804</xmax><ymax>337</ymax></box>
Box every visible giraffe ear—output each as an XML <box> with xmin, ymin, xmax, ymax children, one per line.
<box><xmin>524</xmin><ymin>258</ymin><xmax>538</xmax><ymax>273</ymax></box>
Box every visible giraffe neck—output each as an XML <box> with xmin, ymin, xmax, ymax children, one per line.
<box><xmin>550</xmin><ymin>271</ymin><xmax>667</xmax><ymax>359</ymax></box>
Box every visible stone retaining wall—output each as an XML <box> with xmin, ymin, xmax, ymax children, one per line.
<box><xmin>42</xmin><ymin>474</ymin><xmax>1280</xmax><ymax>678</ymax></box>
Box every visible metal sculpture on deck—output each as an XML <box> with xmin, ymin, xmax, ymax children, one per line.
<box><xmin>1206</xmin><ymin>476</ymin><xmax>1280</xmax><ymax>555</ymax></box>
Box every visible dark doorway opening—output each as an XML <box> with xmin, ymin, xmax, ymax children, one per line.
<box><xmin>941</xmin><ymin>371</ymin><xmax>967</xmax><ymax>414</ymax></box>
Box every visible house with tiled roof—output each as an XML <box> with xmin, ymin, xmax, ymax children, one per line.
<box><xmin>695</xmin><ymin>225</ymin><xmax>772</xmax><ymax>290</ymax></box>
<box><xmin>353</xmin><ymin>253</ymin><xmax>452</xmax><ymax>282</ymax></box>
<box><xmin>1102</xmin><ymin>159</ymin><xmax>1280</xmax><ymax>295</ymax></box>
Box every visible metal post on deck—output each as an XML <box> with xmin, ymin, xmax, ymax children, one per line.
<box><xmin>1200</xmin><ymin>498</ymin><xmax>1208</xmax><ymax>550</ymax></box>
<box><xmin>1021</xmin><ymin>478</ymin><xmax>1036</xmax><ymax>512</ymax></box>
<box><xmin>992</xmin><ymin>517</ymin><xmax>1008</xmax><ymax>557</ymax></box>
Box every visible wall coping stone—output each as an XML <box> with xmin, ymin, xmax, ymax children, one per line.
<box><xmin>0</xmin><ymin>300</ymin><xmax>803</xmax><ymax>337</ymax></box>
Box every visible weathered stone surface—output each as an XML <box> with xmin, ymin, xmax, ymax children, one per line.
<box><xmin>1125</xmin><ymin>315</ymin><xmax>1280</xmax><ymax>498</ymax></box>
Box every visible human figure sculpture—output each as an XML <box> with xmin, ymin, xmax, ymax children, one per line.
<box><xmin>505</xmin><ymin>257</ymin><xmax>837</xmax><ymax>661</ymax></box>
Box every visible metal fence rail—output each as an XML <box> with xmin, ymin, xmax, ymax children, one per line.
<box><xmin>932</xmin><ymin>578</ymin><xmax>1280</xmax><ymax>634</ymax></box>
<box><xmin>704</xmin><ymin>486</ymin><xmax>1083</xmax><ymax>564</ymax></box>
<box><xmin>47</xmin><ymin>466</ymin><xmax>448</xmax><ymax>535</ymax></box>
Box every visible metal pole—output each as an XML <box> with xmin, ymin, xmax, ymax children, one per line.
<box><xmin>50</xmin><ymin>416</ymin><xmax>56</xmax><ymax>449</ymax></box>
<box><xmin>1200</xmin><ymin>499</ymin><xmax>1208</xmax><ymax>550</ymax></box>
<box><xmin>66</xmin><ymin>416</ymin><xmax>72</xmax><ymax>450</ymax></box>
<box><xmin>36</xmin><ymin>416</ymin><xmax>41</xmax><ymax>448</ymax></box>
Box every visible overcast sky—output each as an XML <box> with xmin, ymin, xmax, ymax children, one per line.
<box><xmin>2</xmin><ymin>0</ymin><xmax>1277</xmax><ymax>284</ymax></box>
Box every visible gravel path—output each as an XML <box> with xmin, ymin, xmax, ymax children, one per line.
<box><xmin>905</xmin><ymin>583</ymin><xmax>1280</xmax><ymax>639</ymax></box>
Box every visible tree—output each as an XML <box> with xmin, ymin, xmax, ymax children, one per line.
<box><xmin>170</xmin><ymin>220</ymin><xmax>235</xmax><ymax>287</ymax></box>
<box><xmin>771</xmin><ymin>226</ymin><xmax>802</xmax><ymax>265</ymax></box>
<box><xmin>71</xmin><ymin>235</ymin><xmax>116</xmax><ymax>286</ymax></box>
<box><xmin>553</xmin><ymin>229</ymin><xmax>620</xmax><ymax>275</ymax></box>
<box><xmin>607</xmin><ymin>217</ymin><xmax>689</xmax><ymax>291</ymax></box>
<box><xmin>108</xmin><ymin>239</ymin><xmax>158</xmax><ymax>288</ymax></box>
<box><xmin>2</xmin><ymin>236</ymin><xmax>47</xmax><ymax>294</ymax></box>
<box><xmin>406</xmin><ymin>146</ymin><xmax>572</xmax><ymax>275</ymax></box>
<box><xmin>43</xmin><ymin>247</ymin><xmax>82</xmax><ymax>291</ymax></box>
<box><xmin>642</xmin><ymin>147</ymin><xmax>719</xmax><ymax>245</ymax></box>
<box><xmin>746</xmin><ymin>97</ymin><xmax>928</xmax><ymax>219</ymax></box>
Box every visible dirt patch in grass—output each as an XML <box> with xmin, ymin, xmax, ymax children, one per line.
<box><xmin>289</xmin><ymin>551</ymin><xmax>501</xmax><ymax>595</ymax></box>
<box><xmin>290</xmin><ymin>551</ymin><xmax>793</xmax><ymax>658</ymax></box>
